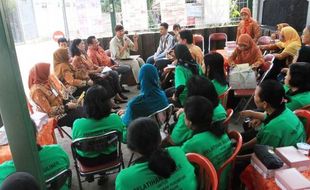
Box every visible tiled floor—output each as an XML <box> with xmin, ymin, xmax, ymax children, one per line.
<box><xmin>56</xmin><ymin>85</ymin><xmax>244</xmax><ymax>190</ymax></box>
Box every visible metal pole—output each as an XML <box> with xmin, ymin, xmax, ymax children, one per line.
<box><xmin>0</xmin><ymin>1</ymin><xmax>45</xmax><ymax>189</ymax></box>
<box><xmin>109</xmin><ymin>0</ymin><xmax>116</xmax><ymax>36</ymax></box>
<box><xmin>61</xmin><ymin>0</ymin><xmax>70</xmax><ymax>40</ymax></box>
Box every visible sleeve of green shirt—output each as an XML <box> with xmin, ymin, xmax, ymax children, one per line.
<box><xmin>175</xmin><ymin>67</ymin><xmax>186</xmax><ymax>88</ymax></box>
<box><xmin>0</xmin><ymin>161</ymin><xmax>16</xmax><ymax>185</ymax></box>
<box><xmin>286</xmin><ymin>100</ymin><xmax>300</xmax><ymax>111</ymax></box>
<box><xmin>257</xmin><ymin>131</ymin><xmax>281</xmax><ymax>148</ymax></box>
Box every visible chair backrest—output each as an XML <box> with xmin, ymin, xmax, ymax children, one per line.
<box><xmin>294</xmin><ymin>109</ymin><xmax>310</xmax><ymax>143</ymax></box>
<box><xmin>218</xmin><ymin>87</ymin><xmax>231</xmax><ymax>109</ymax></box>
<box><xmin>193</xmin><ymin>34</ymin><xmax>205</xmax><ymax>53</ymax></box>
<box><xmin>300</xmin><ymin>104</ymin><xmax>310</xmax><ymax>111</ymax></box>
<box><xmin>71</xmin><ymin>130</ymin><xmax>122</xmax><ymax>157</ymax></box>
<box><xmin>49</xmin><ymin>74</ymin><xmax>68</xmax><ymax>99</ymax></box>
<box><xmin>223</xmin><ymin>109</ymin><xmax>234</xmax><ymax>127</ymax></box>
<box><xmin>186</xmin><ymin>153</ymin><xmax>218</xmax><ymax>190</ymax></box>
<box><xmin>45</xmin><ymin>169</ymin><xmax>72</xmax><ymax>190</ymax></box>
<box><xmin>148</xmin><ymin>104</ymin><xmax>174</xmax><ymax>130</ymax></box>
<box><xmin>257</xmin><ymin>36</ymin><xmax>272</xmax><ymax>45</ymax></box>
<box><xmin>217</xmin><ymin>130</ymin><xmax>242</xmax><ymax>189</ymax></box>
<box><xmin>208</xmin><ymin>33</ymin><xmax>228</xmax><ymax>52</ymax></box>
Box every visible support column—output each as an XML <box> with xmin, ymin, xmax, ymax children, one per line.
<box><xmin>0</xmin><ymin>1</ymin><xmax>45</xmax><ymax>189</ymax></box>
<box><xmin>109</xmin><ymin>0</ymin><xmax>116</xmax><ymax>36</ymax></box>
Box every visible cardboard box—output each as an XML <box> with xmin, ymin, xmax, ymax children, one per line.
<box><xmin>251</xmin><ymin>154</ymin><xmax>288</xmax><ymax>179</ymax></box>
<box><xmin>275</xmin><ymin>146</ymin><xmax>310</xmax><ymax>172</ymax></box>
<box><xmin>275</xmin><ymin>168</ymin><xmax>310</xmax><ymax>190</ymax></box>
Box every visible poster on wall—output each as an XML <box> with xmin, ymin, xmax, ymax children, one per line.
<box><xmin>121</xmin><ymin>0</ymin><xmax>149</xmax><ymax>31</ymax></box>
<box><xmin>160</xmin><ymin>0</ymin><xmax>186</xmax><ymax>28</ymax></box>
<box><xmin>203</xmin><ymin>0</ymin><xmax>230</xmax><ymax>24</ymax></box>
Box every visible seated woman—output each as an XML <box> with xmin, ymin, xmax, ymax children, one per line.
<box><xmin>204</xmin><ymin>52</ymin><xmax>228</xmax><ymax>95</ymax></box>
<box><xmin>28</xmin><ymin>63</ymin><xmax>85</xmax><ymax>128</ymax></box>
<box><xmin>173</xmin><ymin>44</ymin><xmax>203</xmax><ymax>106</ymax></box>
<box><xmin>260</xmin><ymin>26</ymin><xmax>301</xmax><ymax>80</ymax></box>
<box><xmin>284</xmin><ymin>62</ymin><xmax>310</xmax><ymax>111</ymax></box>
<box><xmin>72</xmin><ymin>85</ymin><xmax>124</xmax><ymax>167</ymax></box>
<box><xmin>228</xmin><ymin>34</ymin><xmax>264</xmax><ymax>70</ymax></box>
<box><xmin>70</xmin><ymin>39</ymin><xmax>127</xmax><ymax>104</ymax></box>
<box><xmin>296</xmin><ymin>25</ymin><xmax>310</xmax><ymax>63</ymax></box>
<box><xmin>53</xmin><ymin>48</ymin><xmax>92</xmax><ymax>97</ymax></box>
<box><xmin>167</xmin><ymin>75</ymin><xmax>227</xmax><ymax>146</ymax></box>
<box><xmin>121</xmin><ymin>64</ymin><xmax>169</xmax><ymax>128</ymax></box>
<box><xmin>115</xmin><ymin>117</ymin><xmax>197</xmax><ymax>190</ymax></box>
<box><xmin>182</xmin><ymin>96</ymin><xmax>232</xmax><ymax>190</ymax></box>
<box><xmin>271</xmin><ymin>23</ymin><xmax>289</xmax><ymax>41</ymax></box>
<box><xmin>240</xmin><ymin>80</ymin><xmax>305</xmax><ymax>149</ymax></box>
<box><xmin>0</xmin><ymin>122</ymin><xmax>70</xmax><ymax>189</ymax></box>
<box><xmin>236</xmin><ymin>7</ymin><xmax>261</xmax><ymax>43</ymax></box>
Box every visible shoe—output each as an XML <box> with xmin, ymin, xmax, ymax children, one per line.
<box><xmin>119</xmin><ymin>93</ymin><xmax>128</xmax><ymax>100</ymax></box>
<box><xmin>114</xmin><ymin>98</ymin><xmax>127</xmax><ymax>104</ymax></box>
<box><xmin>85</xmin><ymin>175</ymin><xmax>94</xmax><ymax>182</ymax></box>
<box><xmin>121</xmin><ymin>87</ymin><xmax>130</xmax><ymax>93</ymax></box>
<box><xmin>97</xmin><ymin>174</ymin><xmax>108</xmax><ymax>186</ymax></box>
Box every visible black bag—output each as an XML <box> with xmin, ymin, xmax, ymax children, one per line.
<box><xmin>254</xmin><ymin>144</ymin><xmax>283</xmax><ymax>169</ymax></box>
<box><xmin>89</xmin><ymin>72</ymin><xmax>116</xmax><ymax>98</ymax></box>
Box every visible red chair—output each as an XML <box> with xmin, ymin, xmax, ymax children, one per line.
<box><xmin>223</xmin><ymin>109</ymin><xmax>234</xmax><ymax>127</ymax></box>
<box><xmin>193</xmin><ymin>34</ymin><xmax>205</xmax><ymax>54</ymax></box>
<box><xmin>294</xmin><ymin>109</ymin><xmax>310</xmax><ymax>143</ymax></box>
<box><xmin>186</xmin><ymin>153</ymin><xmax>218</xmax><ymax>190</ymax></box>
<box><xmin>219</xmin><ymin>87</ymin><xmax>231</xmax><ymax>109</ymax></box>
<box><xmin>208</xmin><ymin>33</ymin><xmax>228</xmax><ymax>52</ymax></box>
<box><xmin>217</xmin><ymin>130</ymin><xmax>242</xmax><ymax>190</ymax></box>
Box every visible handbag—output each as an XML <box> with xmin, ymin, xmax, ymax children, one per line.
<box><xmin>229</xmin><ymin>63</ymin><xmax>257</xmax><ymax>89</ymax></box>
<box><xmin>254</xmin><ymin>144</ymin><xmax>283</xmax><ymax>169</ymax></box>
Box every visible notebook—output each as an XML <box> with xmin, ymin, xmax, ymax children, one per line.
<box><xmin>275</xmin><ymin>168</ymin><xmax>310</xmax><ymax>190</ymax></box>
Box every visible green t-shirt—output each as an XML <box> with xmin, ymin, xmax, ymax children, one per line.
<box><xmin>212</xmin><ymin>79</ymin><xmax>228</xmax><ymax>96</ymax></box>
<box><xmin>286</xmin><ymin>91</ymin><xmax>310</xmax><ymax>111</ymax></box>
<box><xmin>72</xmin><ymin>113</ymin><xmax>124</xmax><ymax>158</ymax></box>
<box><xmin>182</xmin><ymin>131</ymin><xmax>232</xmax><ymax>190</ymax></box>
<box><xmin>175</xmin><ymin>65</ymin><xmax>203</xmax><ymax>106</ymax></box>
<box><xmin>257</xmin><ymin>108</ymin><xmax>306</xmax><ymax>148</ymax></box>
<box><xmin>0</xmin><ymin>145</ymin><xmax>70</xmax><ymax>190</ymax></box>
<box><xmin>115</xmin><ymin>147</ymin><xmax>197</xmax><ymax>190</ymax></box>
<box><xmin>170</xmin><ymin>104</ymin><xmax>227</xmax><ymax>145</ymax></box>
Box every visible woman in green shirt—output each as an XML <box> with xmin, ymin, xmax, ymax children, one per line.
<box><xmin>173</xmin><ymin>44</ymin><xmax>203</xmax><ymax>106</ymax></box>
<box><xmin>0</xmin><ymin>123</ymin><xmax>70</xmax><ymax>190</ymax></box>
<box><xmin>182</xmin><ymin>96</ymin><xmax>232</xmax><ymax>190</ymax></box>
<box><xmin>116</xmin><ymin>118</ymin><xmax>197</xmax><ymax>190</ymax></box>
<box><xmin>167</xmin><ymin>75</ymin><xmax>227</xmax><ymax>146</ymax></box>
<box><xmin>284</xmin><ymin>62</ymin><xmax>310</xmax><ymax>111</ymax></box>
<box><xmin>204</xmin><ymin>52</ymin><xmax>229</xmax><ymax>96</ymax></box>
<box><xmin>72</xmin><ymin>85</ymin><xmax>124</xmax><ymax>167</ymax></box>
<box><xmin>241</xmin><ymin>80</ymin><xmax>305</xmax><ymax>149</ymax></box>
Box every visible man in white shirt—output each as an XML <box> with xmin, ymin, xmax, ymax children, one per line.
<box><xmin>109</xmin><ymin>25</ymin><xmax>144</xmax><ymax>84</ymax></box>
<box><xmin>146</xmin><ymin>22</ymin><xmax>175</xmax><ymax>65</ymax></box>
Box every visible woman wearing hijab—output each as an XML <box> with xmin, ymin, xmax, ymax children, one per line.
<box><xmin>229</xmin><ymin>34</ymin><xmax>265</xmax><ymax>69</ymax></box>
<box><xmin>53</xmin><ymin>48</ymin><xmax>92</xmax><ymax>97</ymax></box>
<box><xmin>260</xmin><ymin>26</ymin><xmax>302</xmax><ymax>79</ymax></box>
<box><xmin>236</xmin><ymin>7</ymin><xmax>261</xmax><ymax>42</ymax></box>
<box><xmin>29</xmin><ymin>63</ymin><xmax>85</xmax><ymax>128</ymax></box>
<box><xmin>173</xmin><ymin>44</ymin><xmax>203</xmax><ymax>106</ymax></box>
<box><xmin>120</xmin><ymin>64</ymin><xmax>169</xmax><ymax>129</ymax></box>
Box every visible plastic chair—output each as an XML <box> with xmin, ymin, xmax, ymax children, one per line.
<box><xmin>148</xmin><ymin>104</ymin><xmax>174</xmax><ymax>132</ymax></box>
<box><xmin>223</xmin><ymin>109</ymin><xmax>234</xmax><ymax>127</ymax></box>
<box><xmin>193</xmin><ymin>34</ymin><xmax>205</xmax><ymax>53</ymax></box>
<box><xmin>208</xmin><ymin>33</ymin><xmax>228</xmax><ymax>52</ymax></box>
<box><xmin>71</xmin><ymin>130</ymin><xmax>124</xmax><ymax>190</ymax></box>
<box><xmin>128</xmin><ymin>104</ymin><xmax>175</xmax><ymax>167</ymax></box>
<box><xmin>45</xmin><ymin>169</ymin><xmax>72</xmax><ymax>190</ymax></box>
<box><xmin>219</xmin><ymin>87</ymin><xmax>231</xmax><ymax>109</ymax></box>
<box><xmin>217</xmin><ymin>130</ymin><xmax>242</xmax><ymax>190</ymax></box>
<box><xmin>186</xmin><ymin>153</ymin><xmax>218</xmax><ymax>190</ymax></box>
<box><xmin>257</xmin><ymin>36</ymin><xmax>272</xmax><ymax>45</ymax></box>
<box><xmin>294</xmin><ymin>109</ymin><xmax>310</xmax><ymax>143</ymax></box>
